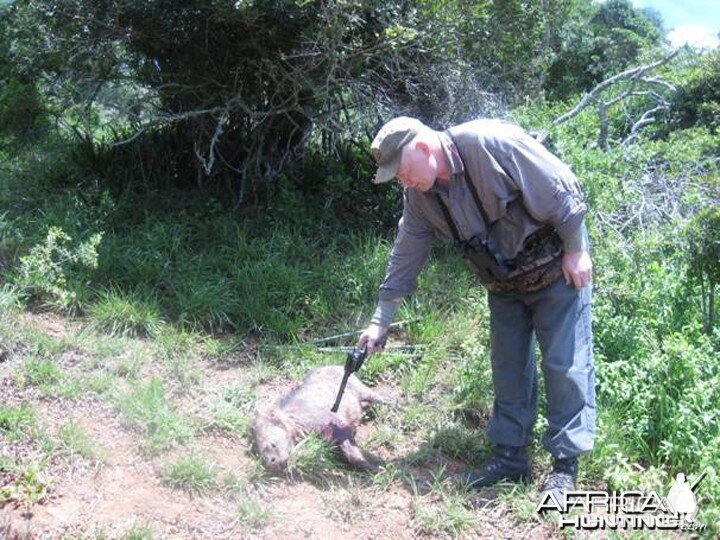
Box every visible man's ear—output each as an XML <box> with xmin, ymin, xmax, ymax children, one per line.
<box><xmin>415</xmin><ymin>140</ymin><xmax>431</xmax><ymax>156</ymax></box>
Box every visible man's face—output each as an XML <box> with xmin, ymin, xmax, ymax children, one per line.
<box><xmin>396</xmin><ymin>140</ymin><xmax>436</xmax><ymax>191</ymax></box>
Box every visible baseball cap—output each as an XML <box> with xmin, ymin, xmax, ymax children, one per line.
<box><xmin>370</xmin><ymin>117</ymin><xmax>426</xmax><ymax>184</ymax></box>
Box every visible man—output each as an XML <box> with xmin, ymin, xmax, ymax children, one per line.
<box><xmin>357</xmin><ymin>117</ymin><xmax>595</xmax><ymax>505</ymax></box>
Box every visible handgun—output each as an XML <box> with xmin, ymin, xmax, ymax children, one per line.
<box><xmin>330</xmin><ymin>345</ymin><xmax>368</xmax><ymax>413</ymax></box>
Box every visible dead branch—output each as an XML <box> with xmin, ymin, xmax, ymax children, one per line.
<box><xmin>537</xmin><ymin>50</ymin><xmax>680</xmax><ymax>149</ymax></box>
<box><xmin>551</xmin><ymin>50</ymin><xmax>679</xmax><ymax>127</ymax></box>
<box><xmin>622</xmin><ymin>105</ymin><xmax>667</xmax><ymax>146</ymax></box>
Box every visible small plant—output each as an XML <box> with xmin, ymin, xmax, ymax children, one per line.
<box><xmin>685</xmin><ymin>205</ymin><xmax>720</xmax><ymax>334</ymax></box>
<box><xmin>57</xmin><ymin>419</ymin><xmax>102</xmax><ymax>461</ymax></box>
<box><xmin>87</xmin><ymin>287</ymin><xmax>164</xmax><ymax>337</ymax></box>
<box><xmin>285</xmin><ymin>432</ymin><xmax>343</xmax><ymax>480</ymax></box>
<box><xmin>322</xmin><ymin>476</ymin><xmax>375</xmax><ymax>524</ymax></box>
<box><xmin>410</xmin><ymin>488</ymin><xmax>475</xmax><ymax>536</ymax></box>
<box><xmin>116</xmin><ymin>379</ymin><xmax>193</xmax><ymax>454</ymax></box>
<box><xmin>152</xmin><ymin>325</ymin><xmax>201</xmax><ymax>387</ymax></box>
<box><xmin>163</xmin><ymin>454</ymin><xmax>216</xmax><ymax>495</ymax></box>
<box><xmin>22</xmin><ymin>357</ymin><xmax>63</xmax><ymax>387</ymax></box>
<box><xmin>236</xmin><ymin>493</ymin><xmax>273</xmax><ymax>530</ymax></box>
<box><xmin>208</xmin><ymin>383</ymin><xmax>257</xmax><ymax>435</ymax></box>
<box><xmin>120</xmin><ymin>523</ymin><xmax>155</xmax><ymax>540</ymax></box>
<box><xmin>15</xmin><ymin>226</ymin><xmax>102</xmax><ymax>311</ymax></box>
<box><xmin>0</xmin><ymin>283</ymin><xmax>23</xmax><ymax>313</ymax></box>
<box><xmin>0</xmin><ymin>459</ymin><xmax>51</xmax><ymax>506</ymax></box>
<box><xmin>0</xmin><ymin>403</ymin><xmax>37</xmax><ymax>442</ymax></box>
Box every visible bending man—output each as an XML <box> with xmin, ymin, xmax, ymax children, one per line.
<box><xmin>357</xmin><ymin>117</ymin><xmax>595</xmax><ymax>505</ymax></box>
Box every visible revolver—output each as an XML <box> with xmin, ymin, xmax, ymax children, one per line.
<box><xmin>330</xmin><ymin>346</ymin><xmax>368</xmax><ymax>413</ymax></box>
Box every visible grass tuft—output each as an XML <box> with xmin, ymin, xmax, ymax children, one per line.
<box><xmin>163</xmin><ymin>453</ymin><xmax>217</xmax><ymax>495</ymax></box>
<box><xmin>116</xmin><ymin>379</ymin><xmax>193</xmax><ymax>454</ymax></box>
<box><xmin>236</xmin><ymin>493</ymin><xmax>273</xmax><ymax>531</ymax></box>
<box><xmin>57</xmin><ymin>419</ymin><xmax>103</xmax><ymax>461</ymax></box>
<box><xmin>87</xmin><ymin>287</ymin><xmax>164</xmax><ymax>337</ymax></box>
<box><xmin>285</xmin><ymin>432</ymin><xmax>343</xmax><ymax>480</ymax></box>
<box><xmin>0</xmin><ymin>403</ymin><xmax>37</xmax><ymax>442</ymax></box>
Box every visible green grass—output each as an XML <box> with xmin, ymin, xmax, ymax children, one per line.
<box><xmin>120</xmin><ymin>524</ymin><xmax>155</xmax><ymax>540</ymax></box>
<box><xmin>16</xmin><ymin>357</ymin><xmax>91</xmax><ymax>399</ymax></box>
<box><xmin>0</xmin><ymin>403</ymin><xmax>37</xmax><ymax>442</ymax></box>
<box><xmin>285</xmin><ymin>432</ymin><xmax>344</xmax><ymax>481</ymax></box>
<box><xmin>409</xmin><ymin>472</ymin><xmax>476</xmax><ymax>537</ymax></box>
<box><xmin>426</xmin><ymin>423</ymin><xmax>483</xmax><ymax>464</ymax></box>
<box><xmin>86</xmin><ymin>287</ymin><xmax>164</xmax><ymax>337</ymax></box>
<box><xmin>236</xmin><ymin>493</ymin><xmax>274</xmax><ymax>531</ymax></box>
<box><xmin>57</xmin><ymin>419</ymin><xmax>103</xmax><ymax>461</ymax></box>
<box><xmin>152</xmin><ymin>325</ymin><xmax>202</xmax><ymax>387</ymax></box>
<box><xmin>1</xmin><ymin>122</ymin><xmax>719</xmax><ymax>536</ymax></box>
<box><xmin>162</xmin><ymin>454</ymin><xmax>217</xmax><ymax>495</ymax></box>
<box><xmin>0</xmin><ymin>283</ymin><xmax>23</xmax><ymax>312</ymax></box>
<box><xmin>22</xmin><ymin>357</ymin><xmax>62</xmax><ymax>386</ymax></box>
<box><xmin>115</xmin><ymin>379</ymin><xmax>193</xmax><ymax>454</ymax></box>
<box><xmin>208</xmin><ymin>383</ymin><xmax>257</xmax><ymax>435</ymax></box>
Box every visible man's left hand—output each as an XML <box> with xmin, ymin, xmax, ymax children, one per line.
<box><xmin>562</xmin><ymin>251</ymin><xmax>592</xmax><ymax>289</ymax></box>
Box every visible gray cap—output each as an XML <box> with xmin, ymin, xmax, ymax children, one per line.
<box><xmin>370</xmin><ymin>117</ymin><xmax>426</xmax><ymax>184</ymax></box>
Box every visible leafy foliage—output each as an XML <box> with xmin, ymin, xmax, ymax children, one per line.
<box><xmin>685</xmin><ymin>205</ymin><xmax>720</xmax><ymax>333</ymax></box>
<box><xmin>669</xmin><ymin>50</ymin><xmax>720</xmax><ymax>132</ymax></box>
<box><xmin>544</xmin><ymin>0</ymin><xmax>665</xmax><ymax>100</ymax></box>
<box><xmin>15</xmin><ymin>226</ymin><xmax>103</xmax><ymax>311</ymax></box>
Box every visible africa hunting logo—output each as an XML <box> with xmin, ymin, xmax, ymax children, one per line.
<box><xmin>536</xmin><ymin>471</ymin><xmax>707</xmax><ymax>531</ymax></box>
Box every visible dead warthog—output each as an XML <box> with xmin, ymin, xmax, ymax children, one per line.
<box><xmin>250</xmin><ymin>366</ymin><xmax>389</xmax><ymax>472</ymax></box>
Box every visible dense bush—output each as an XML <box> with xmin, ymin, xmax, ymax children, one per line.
<box><xmin>669</xmin><ymin>50</ymin><xmax>720</xmax><ymax>132</ymax></box>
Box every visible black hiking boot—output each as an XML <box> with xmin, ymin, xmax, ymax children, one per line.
<box><xmin>454</xmin><ymin>445</ymin><xmax>532</xmax><ymax>490</ymax></box>
<box><xmin>538</xmin><ymin>456</ymin><xmax>578</xmax><ymax>507</ymax></box>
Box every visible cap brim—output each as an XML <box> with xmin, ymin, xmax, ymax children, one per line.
<box><xmin>373</xmin><ymin>153</ymin><xmax>402</xmax><ymax>184</ymax></box>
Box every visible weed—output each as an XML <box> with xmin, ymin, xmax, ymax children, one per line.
<box><xmin>116</xmin><ymin>379</ymin><xmax>193</xmax><ymax>454</ymax></box>
<box><xmin>87</xmin><ymin>287</ymin><xmax>164</xmax><ymax>337</ymax></box>
<box><xmin>208</xmin><ymin>383</ymin><xmax>257</xmax><ymax>435</ymax></box>
<box><xmin>285</xmin><ymin>432</ymin><xmax>343</xmax><ymax>481</ymax></box>
<box><xmin>410</xmin><ymin>484</ymin><xmax>475</xmax><ymax>536</ymax></box>
<box><xmin>322</xmin><ymin>476</ymin><xmax>375</xmax><ymax>524</ymax></box>
<box><xmin>120</xmin><ymin>523</ymin><xmax>155</xmax><ymax>540</ymax></box>
<box><xmin>86</xmin><ymin>372</ymin><xmax>117</xmax><ymax>396</ymax></box>
<box><xmin>57</xmin><ymin>419</ymin><xmax>103</xmax><ymax>461</ymax></box>
<box><xmin>236</xmin><ymin>493</ymin><xmax>273</xmax><ymax>531</ymax></box>
<box><xmin>371</xmin><ymin>462</ymin><xmax>401</xmax><ymax>490</ymax></box>
<box><xmin>0</xmin><ymin>403</ymin><xmax>37</xmax><ymax>442</ymax></box>
<box><xmin>0</xmin><ymin>459</ymin><xmax>51</xmax><ymax>506</ymax></box>
<box><xmin>15</xmin><ymin>226</ymin><xmax>102</xmax><ymax>311</ymax></box>
<box><xmin>22</xmin><ymin>357</ymin><xmax>63</xmax><ymax>386</ymax></box>
<box><xmin>0</xmin><ymin>283</ymin><xmax>23</xmax><ymax>312</ymax></box>
<box><xmin>163</xmin><ymin>453</ymin><xmax>217</xmax><ymax>495</ymax></box>
<box><xmin>495</xmin><ymin>483</ymin><xmax>541</xmax><ymax>525</ymax></box>
<box><xmin>427</xmin><ymin>423</ymin><xmax>482</xmax><ymax>464</ymax></box>
<box><xmin>152</xmin><ymin>325</ymin><xmax>201</xmax><ymax>387</ymax></box>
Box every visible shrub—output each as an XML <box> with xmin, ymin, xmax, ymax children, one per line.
<box><xmin>14</xmin><ymin>226</ymin><xmax>102</xmax><ymax>311</ymax></box>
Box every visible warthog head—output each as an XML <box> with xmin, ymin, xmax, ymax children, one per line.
<box><xmin>250</xmin><ymin>408</ymin><xmax>296</xmax><ymax>472</ymax></box>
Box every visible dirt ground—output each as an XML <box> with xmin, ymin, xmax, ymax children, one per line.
<box><xmin>0</xmin><ymin>313</ymin><xmax>561</xmax><ymax>539</ymax></box>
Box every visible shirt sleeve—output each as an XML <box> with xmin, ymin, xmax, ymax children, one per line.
<box><xmin>492</xmin><ymin>131</ymin><xmax>588</xmax><ymax>252</ymax></box>
<box><xmin>377</xmin><ymin>190</ymin><xmax>435</xmax><ymax>305</ymax></box>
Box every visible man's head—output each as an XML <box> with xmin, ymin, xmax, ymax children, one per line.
<box><xmin>370</xmin><ymin>117</ymin><xmax>445</xmax><ymax>191</ymax></box>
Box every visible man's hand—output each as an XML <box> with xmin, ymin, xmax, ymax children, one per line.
<box><xmin>357</xmin><ymin>324</ymin><xmax>388</xmax><ymax>354</ymax></box>
<box><xmin>562</xmin><ymin>250</ymin><xmax>592</xmax><ymax>290</ymax></box>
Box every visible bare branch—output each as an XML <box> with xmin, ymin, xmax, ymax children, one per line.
<box><xmin>551</xmin><ymin>50</ymin><xmax>680</xmax><ymax>127</ymax></box>
<box><xmin>194</xmin><ymin>108</ymin><xmax>229</xmax><ymax>176</ymax></box>
<box><xmin>622</xmin><ymin>105</ymin><xmax>667</xmax><ymax>146</ymax></box>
